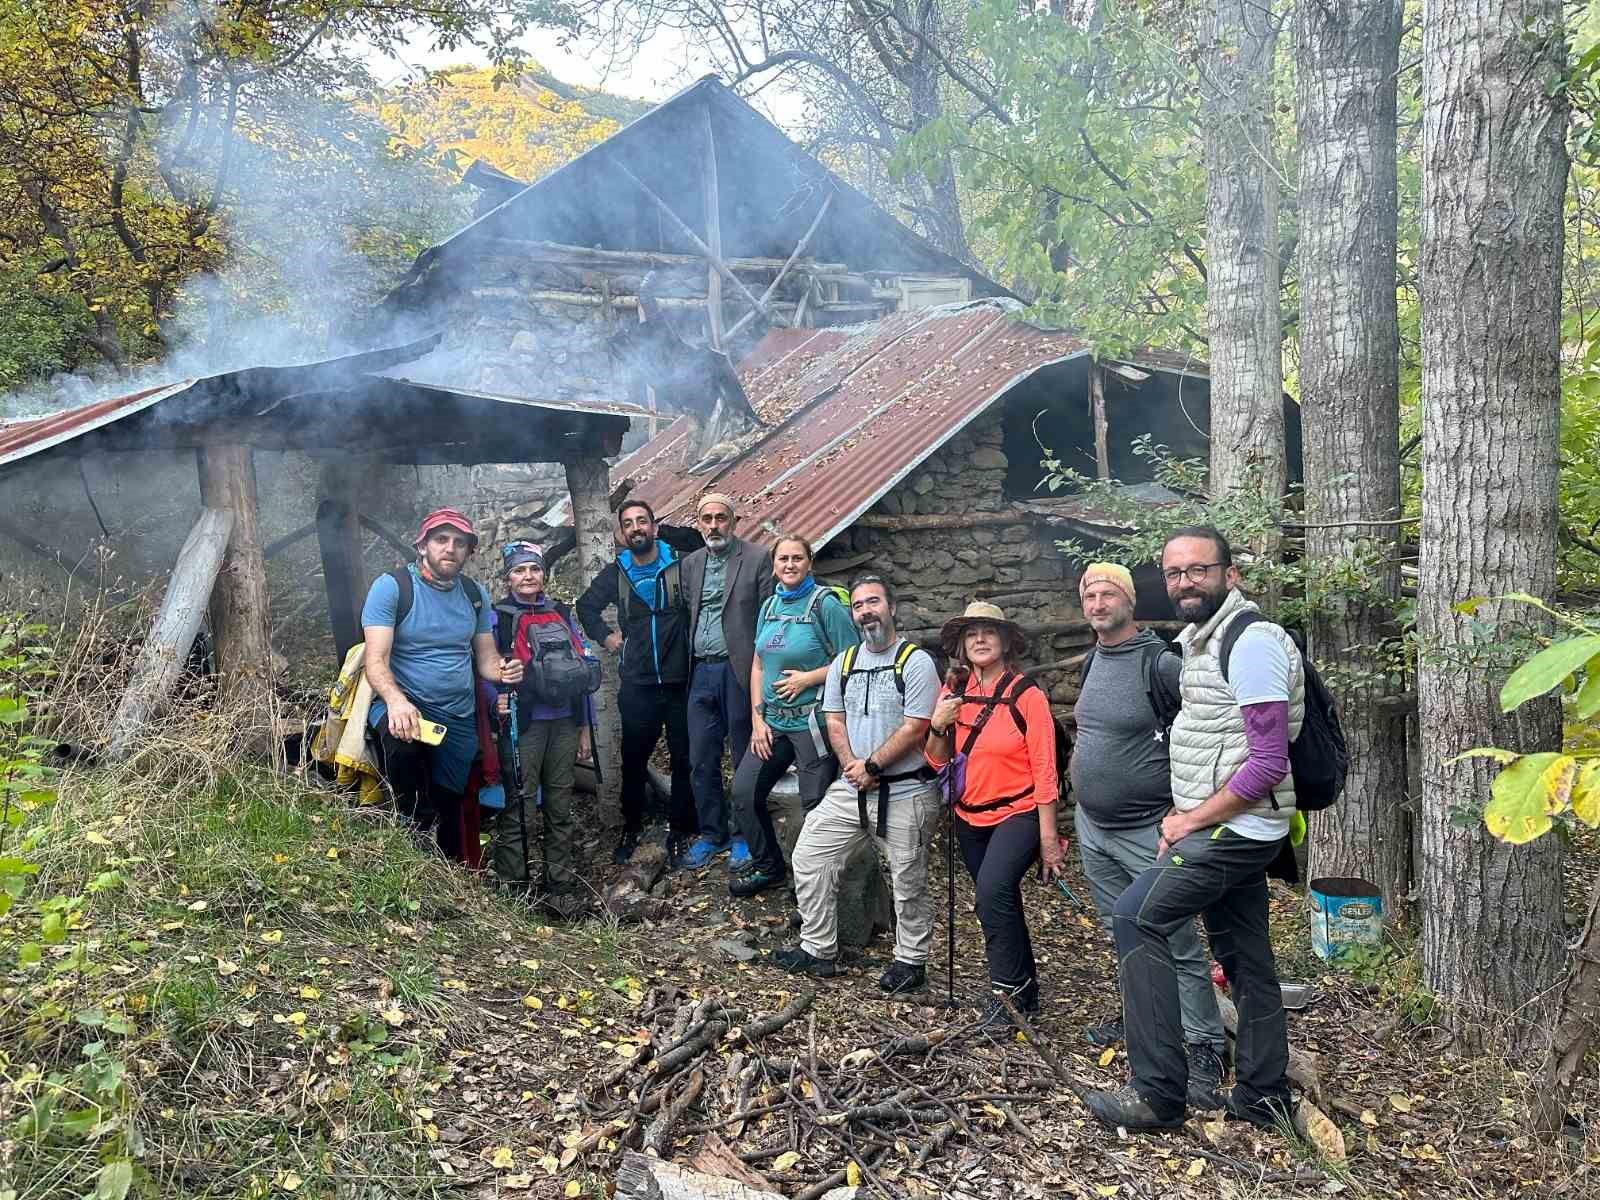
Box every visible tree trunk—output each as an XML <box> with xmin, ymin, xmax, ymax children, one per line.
<box><xmin>1532</xmin><ymin>868</ymin><xmax>1600</xmax><ymax>1136</ymax></box>
<box><xmin>1295</xmin><ymin>1</ymin><xmax>1410</xmax><ymax>910</ymax></box>
<box><xmin>1417</xmin><ymin>0</ymin><xmax>1567</xmax><ymax>1050</ymax></box>
<box><xmin>197</xmin><ymin>444</ymin><xmax>274</xmax><ymax>738</ymax></box>
<box><xmin>1200</xmin><ymin>0</ymin><xmax>1285</xmax><ymax>512</ymax></box>
<box><xmin>565</xmin><ymin>456</ymin><xmax>623</xmax><ymax>815</ymax></box>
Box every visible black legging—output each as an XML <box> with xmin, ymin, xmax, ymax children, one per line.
<box><xmin>378</xmin><ymin>730</ymin><xmax>466</xmax><ymax>860</ymax></box>
<box><xmin>955</xmin><ymin>807</ymin><xmax>1042</xmax><ymax>1009</ymax></box>
<box><xmin>731</xmin><ymin>728</ymin><xmax>839</xmax><ymax>875</ymax></box>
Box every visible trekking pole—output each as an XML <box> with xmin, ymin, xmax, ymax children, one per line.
<box><xmin>945</xmin><ymin>805</ymin><xmax>957</xmax><ymax>1009</ymax></box>
<box><xmin>502</xmin><ymin>691</ymin><xmax>531</xmax><ymax>895</ymax></box>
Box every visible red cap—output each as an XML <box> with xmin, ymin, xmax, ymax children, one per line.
<box><xmin>414</xmin><ymin>507</ymin><xmax>478</xmax><ymax>551</ymax></box>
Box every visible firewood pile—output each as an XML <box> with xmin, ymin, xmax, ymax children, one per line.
<box><xmin>586</xmin><ymin>985</ymin><xmax>1066</xmax><ymax>1198</ymax></box>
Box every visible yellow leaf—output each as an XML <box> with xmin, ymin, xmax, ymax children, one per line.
<box><xmin>188</xmin><ymin>900</ymin><xmax>208</xmax><ymax>911</ymax></box>
<box><xmin>772</xmin><ymin>1151</ymin><xmax>801</xmax><ymax>1172</ymax></box>
<box><xmin>85</xmin><ymin>830</ymin><xmax>112</xmax><ymax>846</ymax></box>
<box><xmin>1186</xmin><ymin>1159</ymin><xmax>1205</xmax><ymax>1177</ymax></box>
<box><xmin>1540</xmin><ymin>755</ymin><xmax>1579</xmax><ymax>814</ymax></box>
<box><xmin>216</xmin><ymin>959</ymin><xmax>239</xmax><ymax>976</ymax></box>
<box><xmin>278</xmin><ymin>1170</ymin><xmax>303</xmax><ymax>1192</ymax></box>
<box><xmin>1097</xmin><ymin>1046</ymin><xmax>1116</xmax><ymax>1067</ymax></box>
<box><xmin>260</xmin><ymin>929</ymin><xmax>284</xmax><ymax>944</ymax></box>
<box><xmin>847</xmin><ymin>1161</ymin><xmax>862</xmax><ymax>1187</ymax></box>
<box><xmin>327</xmin><ymin>847</ymin><xmax>340</xmax><ymax>859</ymax></box>
<box><xmin>1095</xmin><ymin>1187</ymin><xmax>1119</xmax><ymax>1198</ymax></box>
<box><xmin>236</xmin><ymin>1012</ymin><xmax>257</xmax><ymax>1028</ymax></box>
<box><xmin>1360</xmin><ymin>1109</ymin><xmax>1378</xmax><ymax>1127</ymax></box>
<box><xmin>564</xmin><ymin>1183</ymin><xmax>582</xmax><ymax>1198</ymax></box>
<box><xmin>538</xmin><ymin>1154</ymin><xmax>560</xmax><ymax>1175</ymax></box>
<box><xmin>299</xmin><ymin>986</ymin><xmax>321</xmax><ymax>1000</ymax></box>
<box><xmin>523</xmin><ymin>995</ymin><xmax>543</xmax><ymax>1009</ymax></box>
<box><xmin>381</xmin><ymin>1007</ymin><xmax>407</xmax><ymax>1026</ymax></box>
<box><xmin>1388</xmin><ymin>1094</ymin><xmax>1411</xmax><ymax>1113</ymax></box>
<box><xmin>491</xmin><ymin>1147</ymin><xmax>515</xmax><ymax>1169</ymax></box>
<box><xmin>1484</xmin><ymin>753</ymin><xmax>1561</xmax><ymax>843</ymax></box>
<box><xmin>414</xmin><ymin>1108</ymin><xmax>433</xmax><ymax>1120</ymax></box>
<box><xmin>1572</xmin><ymin>763</ymin><xmax>1600</xmax><ymax>828</ymax></box>
<box><xmin>615</xmin><ymin>1043</ymin><xmax>637</xmax><ymax>1059</ymax></box>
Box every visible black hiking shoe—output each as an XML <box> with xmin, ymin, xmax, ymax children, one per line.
<box><xmin>729</xmin><ymin>867</ymin><xmax>787</xmax><ymax>898</ymax></box>
<box><xmin>1186</xmin><ymin>1043</ymin><xmax>1225</xmax><ymax>1111</ymax></box>
<box><xmin>878</xmin><ymin>961</ymin><xmax>927</xmax><ymax>995</ymax></box>
<box><xmin>1219</xmin><ymin>1087</ymin><xmax>1293</xmax><ymax>1130</ymax></box>
<box><xmin>1084</xmin><ymin>1016</ymin><xmax>1124</xmax><ymax>1047</ymax></box>
<box><xmin>542</xmin><ymin>892</ymin><xmax>588</xmax><ymax>923</ymax></box>
<box><xmin>772</xmin><ymin>946</ymin><xmax>837</xmax><ymax>977</ymax></box>
<box><xmin>612</xmin><ymin>828</ymin><xmax>640</xmax><ymax>866</ymax></box>
<box><xmin>973</xmin><ymin>995</ymin><xmax>1036</xmax><ymax>1035</ymax></box>
<box><xmin>1084</xmin><ymin>1084</ymin><xmax>1185</xmax><ymax>1131</ymax></box>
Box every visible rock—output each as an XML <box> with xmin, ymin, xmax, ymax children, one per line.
<box><xmin>874</xmin><ymin>492</ymin><xmax>904</xmax><ymax>515</ymax></box>
<box><xmin>970</xmin><ymin>447</ymin><xmax>1008</xmax><ymax>470</ymax></box>
<box><xmin>715</xmin><ymin>939</ymin><xmax>760</xmax><ymax>963</ymax></box>
<box><xmin>769</xmin><ymin>774</ymin><xmax>892</xmax><ymax>950</ymax></box>
<box><xmin>510</xmin><ymin>330</ymin><xmax>539</xmax><ymax>355</ymax></box>
<box><xmin>911</xmin><ymin>473</ymin><xmax>936</xmax><ymax>495</ymax></box>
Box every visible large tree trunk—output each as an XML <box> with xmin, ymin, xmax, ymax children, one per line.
<box><xmin>1532</xmin><ymin>868</ymin><xmax>1600</xmax><ymax>1135</ymax></box>
<box><xmin>1417</xmin><ymin>0</ymin><xmax>1567</xmax><ymax>1050</ymax></box>
<box><xmin>565</xmin><ymin>456</ymin><xmax>623</xmax><ymax>816</ymax></box>
<box><xmin>1200</xmin><ymin>0</ymin><xmax>1285</xmax><ymax>509</ymax></box>
<box><xmin>1295</xmin><ymin>1</ymin><xmax>1410</xmax><ymax>910</ymax></box>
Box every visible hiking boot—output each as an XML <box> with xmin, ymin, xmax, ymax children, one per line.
<box><xmin>728</xmin><ymin>838</ymin><xmax>752</xmax><ymax>870</ymax></box>
<box><xmin>973</xmin><ymin>995</ymin><xmax>1036</xmax><ymax>1034</ymax></box>
<box><xmin>1084</xmin><ymin>1084</ymin><xmax>1185</xmax><ymax>1131</ymax></box>
<box><xmin>612</xmin><ymin>828</ymin><xmax>641</xmax><ymax>866</ymax></box>
<box><xmin>1186</xmin><ymin>1043</ymin><xmax>1225</xmax><ymax>1111</ymax></box>
<box><xmin>679</xmin><ymin>836</ymin><xmax>731</xmax><ymax>870</ymax></box>
<box><xmin>1084</xmin><ymin>1016</ymin><xmax>1124</xmax><ymax>1047</ymax></box>
<box><xmin>878</xmin><ymin>961</ymin><xmax>927</xmax><ymax>996</ymax></box>
<box><xmin>730</xmin><ymin>867</ymin><xmax>787</xmax><ymax>898</ymax></box>
<box><xmin>665</xmin><ymin>834</ymin><xmax>692</xmax><ymax>870</ymax></box>
<box><xmin>772</xmin><ymin>946</ymin><xmax>837</xmax><ymax>977</ymax></box>
<box><xmin>1219</xmin><ymin>1087</ymin><xmax>1292</xmax><ymax>1130</ymax></box>
<box><xmin>787</xmin><ymin>910</ymin><xmax>803</xmax><ymax>930</ymax></box>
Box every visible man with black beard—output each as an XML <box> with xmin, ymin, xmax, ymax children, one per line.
<box><xmin>576</xmin><ymin>500</ymin><xmax>696</xmax><ymax>864</ymax></box>
<box><xmin>677</xmin><ymin>494</ymin><xmax>775</xmax><ymax>871</ymax></box>
<box><xmin>1084</xmin><ymin>527</ymin><xmax>1300</xmax><ymax>1134</ymax></box>
<box><xmin>772</xmin><ymin>577</ymin><xmax>940</xmax><ymax>996</ymax></box>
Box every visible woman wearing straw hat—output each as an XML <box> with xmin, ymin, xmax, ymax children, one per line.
<box><xmin>925</xmin><ymin>601</ymin><xmax>1066</xmax><ymax>1030</ymax></box>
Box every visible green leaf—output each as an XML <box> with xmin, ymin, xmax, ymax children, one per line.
<box><xmin>94</xmin><ymin>1159</ymin><xmax>133</xmax><ymax>1200</ymax></box>
<box><xmin>17</xmin><ymin>942</ymin><xmax>41</xmax><ymax>966</ymax></box>
<box><xmin>39</xmin><ymin>911</ymin><xmax>65</xmax><ymax>944</ymax></box>
<box><xmin>1484</xmin><ymin>753</ymin><xmax>1563</xmax><ymax>844</ymax></box>
<box><xmin>1500</xmin><ymin>636</ymin><xmax>1600</xmax><ymax>711</ymax></box>
<box><xmin>1574</xmin><ymin>664</ymin><xmax>1600</xmax><ymax>720</ymax></box>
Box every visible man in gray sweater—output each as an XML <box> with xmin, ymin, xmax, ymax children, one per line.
<box><xmin>1070</xmin><ymin>563</ymin><xmax>1227</xmax><ymax>1109</ymax></box>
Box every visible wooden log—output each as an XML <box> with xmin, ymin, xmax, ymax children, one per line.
<box><xmin>462</xmin><ymin>235</ymin><xmax>847</xmax><ymax>276</ymax></box>
<box><xmin>264</xmin><ymin>520</ymin><xmax>317</xmax><ymax>560</ymax></box>
<box><xmin>108</xmin><ymin>508</ymin><xmax>235</xmax><ymax>760</ymax></box>
<box><xmin>615</xmin><ymin>1151</ymin><xmax>784</xmax><ymax>1200</ymax></box>
<box><xmin>357</xmin><ymin>513</ymin><xmax>414</xmax><ymax>562</ymax></box>
<box><xmin>197</xmin><ymin>445</ymin><xmax>273</xmax><ymax>726</ymax></box>
<box><xmin>853</xmin><ymin>510</ymin><xmax>1030</xmax><ymax>531</ymax></box>
<box><xmin>566</xmin><ymin>455</ymin><xmax>623</xmax><ymax>807</ymax></box>
<box><xmin>1213</xmin><ymin>987</ymin><xmax>1324</xmax><ymax>1104</ymax></box>
<box><xmin>1090</xmin><ymin>360</ymin><xmax>1111</xmax><ymax>481</ymax></box>
<box><xmin>726</xmin><ymin>192</ymin><xmax>835</xmax><ymax>341</ymax></box>
<box><xmin>703</xmin><ymin>106</ymin><xmax>724</xmax><ymax>349</ymax></box>
<box><xmin>316</xmin><ymin>460</ymin><xmax>367</xmax><ymax>664</ymax></box>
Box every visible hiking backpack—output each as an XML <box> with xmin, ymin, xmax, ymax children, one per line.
<box><xmin>838</xmin><ymin>639</ymin><xmax>929</xmax><ymax>715</ymax></box>
<box><xmin>494</xmin><ymin>601</ymin><xmax>600</xmax><ymax>705</ymax></box>
<box><xmin>1078</xmin><ymin>639</ymin><xmax>1183</xmax><ymax>737</ymax></box>
<box><xmin>947</xmin><ymin>678</ymin><xmax>1075</xmax><ymax>800</ymax></box>
<box><xmin>761</xmin><ymin>584</ymin><xmax>852</xmax><ymax>657</ymax></box>
<box><xmin>1219</xmin><ymin>612</ymin><xmax>1349</xmax><ymax>812</ymax></box>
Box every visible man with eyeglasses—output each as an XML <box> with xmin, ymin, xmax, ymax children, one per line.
<box><xmin>1084</xmin><ymin>526</ymin><xmax>1300</xmax><ymax>1135</ymax></box>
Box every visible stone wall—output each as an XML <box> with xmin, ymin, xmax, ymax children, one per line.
<box><xmin>814</xmin><ymin>416</ymin><xmax>1092</xmax><ymax>710</ymax></box>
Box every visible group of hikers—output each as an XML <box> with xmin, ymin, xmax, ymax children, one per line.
<box><xmin>356</xmin><ymin>496</ymin><xmax>1304</xmax><ymax>1134</ymax></box>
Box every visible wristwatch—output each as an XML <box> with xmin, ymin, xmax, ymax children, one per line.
<box><xmin>864</xmin><ymin>759</ymin><xmax>882</xmax><ymax>778</ymax></box>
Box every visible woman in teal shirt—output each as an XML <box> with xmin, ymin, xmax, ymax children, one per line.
<box><xmin>729</xmin><ymin>534</ymin><xmax>860</xmax><ymax>897</ymax></box>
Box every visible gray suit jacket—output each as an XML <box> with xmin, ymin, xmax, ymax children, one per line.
<box><xmin>681</xmin><ymin>536</ymin><xmax>775</xmax><ymax>699</ymax></box>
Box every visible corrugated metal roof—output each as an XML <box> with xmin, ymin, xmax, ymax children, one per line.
<box><xmin>0</xmin><ymin>382</ymin><xmax>194</xmax><ymax>468</ymax></box>
<box><xmin>596</xmin><ymin>301</ymin><xmax>1102</xmax><ymax>549</ymax></box>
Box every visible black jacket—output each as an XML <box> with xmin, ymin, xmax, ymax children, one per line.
<box><xmin>575</xmin><ymin>554</ymin><xmax>690</xmax><ymax>687</ymax></box>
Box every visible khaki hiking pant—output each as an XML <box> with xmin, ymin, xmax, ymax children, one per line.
<box><xmin>495</xmin><ymin>716</ymin><xmax>580</xmax><ymax>891</ymax></box>
<box><xmin>793</xmin><ymin>779</ymin><xmax>940</xmax><ymax>964</ymax></box>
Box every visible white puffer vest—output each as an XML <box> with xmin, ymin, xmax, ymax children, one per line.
<box><xmin>1168</xmin><ymin>588</ymin><xmax>1305</xmax><ymax>839</ymax></box>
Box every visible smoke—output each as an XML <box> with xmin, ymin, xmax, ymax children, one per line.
<box><xmin>0</xmin><ymin>67</ymin><xmax>471</xmax><ymax>421</ymax></box>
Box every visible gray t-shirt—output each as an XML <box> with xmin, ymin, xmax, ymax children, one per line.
<box><xmin>822</xmin><ymin>638</ymin><xmax>938</xmax><ymax>797</ymax></box>
<box><xmin>1071</xmin><ymin>629</ymin><xmax>1180</xmax><ymax>830</ymax></box>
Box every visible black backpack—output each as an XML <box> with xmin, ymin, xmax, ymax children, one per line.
<box><xmin>1219</xmin><ymin>613</ymin><xmax>1348</xmax><ymax>812</ymax></box>
<box><xmin>958</xmin><ymin>673</ymin><xmax>1072</xmax><ymax>798</ymax></box>
<box><xmin>392</xmin><ymin>565</ymin><xmax>485</xmax><ymax>626</ymax></box>
<box><xmin>1078</xmin><ymin>638</ymin><xmax>1182</xmax><ymax>737</ymax></box>
<box><xmin>494</xmin><ymin>601</ymin><xmax>600</xmax><ymax>705</ymax></box>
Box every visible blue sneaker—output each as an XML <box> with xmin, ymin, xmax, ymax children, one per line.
<box><xmin>727</xmin><ymin>838</ymin><xmax>752</xmax><ymax>870</ymax></box>
<box><xmin>679</xmin><ymin>836</ymin><xmax>731</xmax><ymax>870</ymax></box>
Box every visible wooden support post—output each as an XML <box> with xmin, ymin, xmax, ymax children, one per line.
<box><xmin>1089</xmin><ymin>360</ymin><xmax>1111</xmax><ymax>481</ymax></box>
<box><xmin>565</xmin><ymin>456</ymin><xmax>623</xmax><ymax>814</ymax></box>
<box><xmin>197</xmin><ymin>445</ymin><xmax>273</xmax><ymax>733</ymax></box>
<box><xmin>702</xmin><ymin>106</ymin><xmax>724</xmax><ymax>349</ymax></box>
<box><xmin>724</xmin><ymin>192</ymin><xmax>834</xmax><ymax>341</ymax></box>
<box><xmin>316</xmin><ymin>459</ymin><xmax>369</xmax><ymax>664</ymax></box>
<box><xmin>108</xmin><ymin>508</ymin><xmax>235</xmax><ymax>761</ymax></box>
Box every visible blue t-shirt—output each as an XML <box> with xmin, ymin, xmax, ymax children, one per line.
<box><xmin>361</xmin><ymin>566</ymin><xmax>493</xmax><ymax>724</ymax></box>
<box><xmin>755</xmin><ymin>586</ymin><xmax>860</xmax><ymax>732</ymax></box>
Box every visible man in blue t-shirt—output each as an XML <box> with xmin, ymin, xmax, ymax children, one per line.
<box><xmin>362</xmin><ymin>507</ymin><xmax>521</xmax><ymax>857</ymax></box>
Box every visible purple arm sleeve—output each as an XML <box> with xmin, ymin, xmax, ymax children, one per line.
<box><xmin>1228</xmin><ymin>701</ymin><xmax>1291</xmax><ymax>804</ymax></box>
